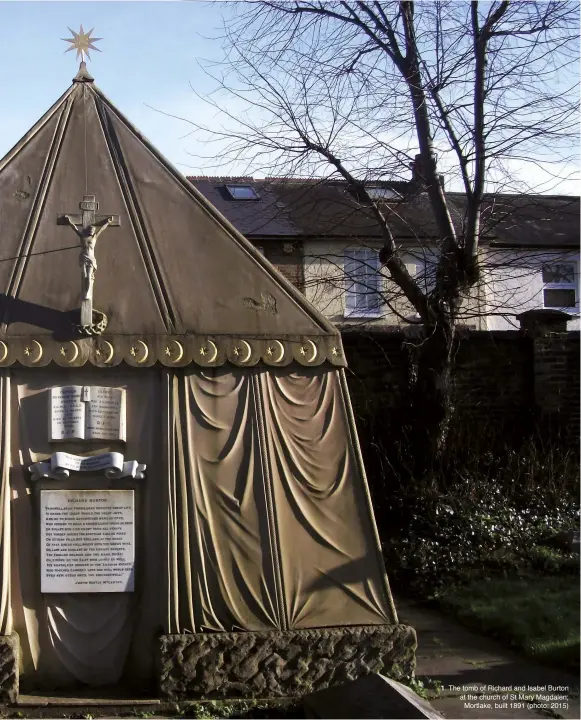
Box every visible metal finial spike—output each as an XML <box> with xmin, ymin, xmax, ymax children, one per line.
<box><xmin>62</xmin><ymin>26</ymin><xmax>102</xmax><ymax>63</ymax></box>
<box><xmin>73</xmin><ymin>61</ymin><xmax>94</xmax><ymax>83</ymax></box>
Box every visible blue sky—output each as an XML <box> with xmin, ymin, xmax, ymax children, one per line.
<box><xmin>0</xmin><ymin>1</ymin><xmax>577</xmax><ymax>194</ymax></box>
<box><xmin>0</xmin><ymin>1</ymin><xmax>229</xmax><ymax>175</ymax></box>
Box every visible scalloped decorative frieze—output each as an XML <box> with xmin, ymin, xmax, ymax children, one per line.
<box><xmin>0</xmin><ymin>336</ymin><xmax>345</xmax><ymax>369</ymax></box>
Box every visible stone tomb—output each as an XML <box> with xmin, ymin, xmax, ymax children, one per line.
<box><xmin>0</xmin><ymin>59</ymin><xmax>415</xmax><ymax>701</ymax></box>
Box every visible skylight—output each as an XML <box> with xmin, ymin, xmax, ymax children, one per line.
<box><xmin>225</xmin><ymin>184</ymin><xmax>260</xmax><ymax>200</ymax></box>
<box><xmin>367</xmin><ymin>187</ymin><xmax>401</xmax><ymax>200</ymax></box>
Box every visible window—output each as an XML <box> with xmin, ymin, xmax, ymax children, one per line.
<box><xmin>344</xmin><ymin>248</ymin><xmax>382</xmax><ymax>317</ymax></box>
<box><xmin>225</xmin><ymin>184</ymin><xmax>260</xmax><ymax>200</ymax></box>
<box><xmin>407</xmin><ymin>257</ymin><xmax>438</xmax><ymax>294</ymax></box>
<box><xmin>366</xmin><ymin>187</ymin><xmax>401</xmax><ymax>201</ymax></box>
<box><xmin>403</xmin><ymin>263</ymin><xmax>421</xmax><ymax>320</ymax></box>
<box><xmin>542</xmin><ymin>262</ymin><xmax>577</xmax><ymax>308</ymax></box>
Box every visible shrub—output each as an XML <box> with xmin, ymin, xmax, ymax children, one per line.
<box><xmin>361</xmin><ymin>419</ymin><xmax>580</xmax><ymax>596</ymax></box>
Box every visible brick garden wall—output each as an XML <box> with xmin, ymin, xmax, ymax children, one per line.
<box><xmin>342</xmin><ymin>329</ymin><xmax>580</xmax><ymax>444</ymax></box>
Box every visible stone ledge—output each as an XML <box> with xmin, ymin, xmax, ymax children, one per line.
<box><xmin>159</xmin><ymin>624</ymin><xmax>416</xmax><ymax>700</ymax></box>
<box><xmin>0</xmin><ymin>633</ymin><xmax>19</xmax><ymax>703</ymax></box>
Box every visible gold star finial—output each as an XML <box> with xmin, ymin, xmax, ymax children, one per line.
<box><xmin>62</xmin><ymin>25</ymin><xmax>102</xmax><ymax>63</ymax></box>
<box><xmin>60</xmin><ymin>346</ymin><xmax>67</xmax><ymax>356</ymax></box>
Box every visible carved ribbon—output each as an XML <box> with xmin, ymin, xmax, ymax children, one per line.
<box><xmin>29</xmin><ymin>451</ymin><xmax>146</xmax><ymax>482</ymax></box>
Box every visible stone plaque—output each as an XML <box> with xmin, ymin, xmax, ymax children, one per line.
<box><xmin>85</xmin><ymin>386</ymin><xmax>126</xmax><ymax>441</ymax></box>
<box><xmin>50</xmin><ymin>386</ymin><xmax>84</xmax><ymax>440</ymax></box>
<box><xmin>41</xmin><ymin>489</ymin><xmax>135</xmax><ymax>593</ymax></box>
<box><xmin>50</xmin><ymin>386</ymin><xmax>126</xmax><ymax>442</ymax></box>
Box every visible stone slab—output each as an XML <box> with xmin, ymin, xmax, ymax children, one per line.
<box><xmin>303</xmin><ymin>673</ymin><xmax>443</xmax><ymax>719</ymax></box>
<box><xmin>41</xmin><ymin>489</ymin><xmax>135</xmax><ymax>593</ymax></box>
<box><xmin>17</xmin><ymin>696</ymin><xmax>161</xmax><ymax>706</ymax></box>
<box><xmin>159</xmin><ymin>624</ymin><xmax>416</xmax><ymax>700</ymax></box>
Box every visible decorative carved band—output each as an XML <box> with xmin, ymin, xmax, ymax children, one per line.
<box><xmin>0</xmin><ymin>336</ymin><xmax>346</xmax><ymax>369</ymax></box>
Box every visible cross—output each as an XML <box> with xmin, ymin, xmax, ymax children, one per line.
<box><xmin>58</xmin><ymin>195</ymin><xmax>120</xmax><ymax>329</ymax></box>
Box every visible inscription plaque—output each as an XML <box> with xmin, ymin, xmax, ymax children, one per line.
<box><xmin>41</xmin><ymin>489</ymin><xmax>135</xmax><ymax>593</ymax></box>
<box><xmin>50</xmin><ymin>385</ymin><xmax>126</xmax><ymax>442</ymax></box>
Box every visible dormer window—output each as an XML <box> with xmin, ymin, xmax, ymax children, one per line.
<box><xmin>225</xmin><ymin>184</ymin><xmax>260</xmax><ymax>200</ymax></box>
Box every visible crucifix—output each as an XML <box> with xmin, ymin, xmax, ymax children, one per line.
<box><xmin>58</xmin><ymin>195</ymin><xmax>120</xmax><ymax>332</ymax></box>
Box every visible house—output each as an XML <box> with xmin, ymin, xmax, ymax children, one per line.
<box><xmin>478</xmin><ymin>194</ymin><xmax>579</xmax><ymax>330</ymax></box>
<box><xmin>188</xmin><ymin>175</ymin><xmax>580</xmax><ymax>332</ymax></box>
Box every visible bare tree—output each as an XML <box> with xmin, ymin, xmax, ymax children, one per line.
<box><xmin>186</xmin><ymin>1</ymin><xmax>579</xmax><ymax>467</ymax></box>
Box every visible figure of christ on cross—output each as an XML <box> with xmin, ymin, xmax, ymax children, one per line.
<box><xmin>58</xmin><ymin>194</ymin><xmax>120</xmax><ymax>332</ymax></box>
<box><xmin>63</xmin><ymin>215</ymin><xmax>114</xmax><ymax>302</ymax></box>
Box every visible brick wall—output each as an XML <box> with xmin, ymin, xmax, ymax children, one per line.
<box><xmin>532</xmin><ymin>334</ymin><xmax>580</xmax><ymax>439</ymax></box>
<box><xmin>453</xmin><ymin>332</ymin><xmax>533</xmax><ymax>425</ymax></box>
<box><xmin>342</xmin><ymin>329</ymin><xmax>579</xmax><ymax>443</ymax></box>
<box><xmin>251</xmin><ymin>240</ymin><xmax>304</xmax><ymax>290</ymax></box>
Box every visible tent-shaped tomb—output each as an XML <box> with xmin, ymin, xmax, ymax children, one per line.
<box><xmin>0</xmin><ymin>63</ymin><xmax>415</xmax><ymax>699</ymax></box>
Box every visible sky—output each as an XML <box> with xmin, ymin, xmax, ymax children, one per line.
<box><xmin>0</xmin><ymin>1</ymin><xmax>578</xmax><ymax>194</ymax></box>
<box><xmin>0</xmin><ymin>0</ymin><xmax>231</xmax><ymax>176</ymax></box>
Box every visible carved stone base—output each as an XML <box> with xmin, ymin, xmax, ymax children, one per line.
<box><xmin>158</xmin><ymin>624</ymin><xmax>416</xmax><ymax>700</ymax></box>
<box><xmin>0</xmin><ymin>633</ymin><xmax>19</xmax><ymax>703</ymax></box>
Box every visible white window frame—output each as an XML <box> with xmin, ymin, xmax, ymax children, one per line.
<box><xmin>400</xmin><ymin>256</ymin><xmax>438</xmax><ymax>319</ymax></box>
<box><xmin>541</xmin><ymin>260</ymin><xmax>578</xmax><ymax>310</ymax></box>
<box><xmin>344</xmin><ymin>247</ymin><xmax>383</xmax><ymax>318</ymax></box>
<box><xmin>402</xmin><ymin>262</ymin><xmax>422</xmax><ymax>320</ymax></box>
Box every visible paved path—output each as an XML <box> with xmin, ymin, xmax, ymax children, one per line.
<box><xmin>395</xmin><ymin>596</ymin><xmax>579</xmax><ymax>720</ymax></box>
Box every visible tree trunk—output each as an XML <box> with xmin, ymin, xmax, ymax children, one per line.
<box><xmin>408</xmin><ymin>320</ymin><xmax>456</xmax><ymax>474</ymax></box>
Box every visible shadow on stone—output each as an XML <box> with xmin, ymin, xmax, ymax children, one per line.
<box><xmin>303</xmin><ymin>673</ymin><xmax>442</xmax><ymax>719</ymax></box>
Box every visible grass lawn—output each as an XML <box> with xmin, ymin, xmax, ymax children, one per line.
<box><xmin>435</xmin><ymin>574</ymin><xmax>580</xmax><ymax>673</ymax></box>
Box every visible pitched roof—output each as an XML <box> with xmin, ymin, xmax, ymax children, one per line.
<box><xmin>479</xmin><ymin>194</ymin><xmax>580</xmax><ymax>248</ymax></box>
<box><xmin>188</xmin><ymin>177</ymin><xmax>579</xmax><ymax>249</ymax></box>
<box><xmin>187</xmin><ymin>178</ymin><xmax>297</xmax><ymax>236</ymax></box>
<box><xmin>0</xmin><ymin>65</ymin><xmax>339</xmax><ymax>350</ymax></box>
<box><xmin>188</xmin><ymin>177</ymin><xmax>447</xmax><ymax>239</ymax></box>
